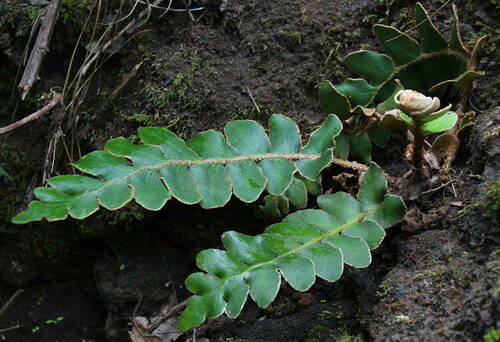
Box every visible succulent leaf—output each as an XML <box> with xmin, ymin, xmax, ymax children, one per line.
<box><xmin>318</xmin><ymin>80</ymin><xmax>351</xmax><ymax>120</ymax></box>
<box><xmin>333</xmin><ymin>133</ymin><xmax>350</xmax><ymax>159</ymax></box>
<box><xmin>178</xmin><ymin>164</ymin><xmax>406</xmax><ymax>330</ymax></box>
<box><xmin>373</xmin><ymin>24</ymin><xmax>422</xmax><ymax>66</ymax></box>
<box><xmin>344</xmin><ymin>50</ymin><xmax>394</xmax><ymax>86</ymax></box>
<box><xmin>415</xmin><ymin>2</ymin><xmax>448</xmax><ymax>53</ymax></box>
<box><xmin>335</xmin><ymin>79</ymin><xmax>376</xmax><ymax>106</ymax></box>
<box><xmin>367</xmin><ymin>125</ymin><xmax>391</xmax><ymax>148</ymax></box>
<box><xmin>379</xmin><ymin>112</ymin><xmax>410</xmax><ymax>133</ymax></box>
<box><xmin>260</xmin><ymin>175</ymin><xmax>322</xmax><ymax>220</ymax></box>
<box><xmin>13</xmin><ymin>115</ymin><xmax>343</xmax><ymax>224</ymax></box>
<box><xmin>449</xmin><ymin>4</ymin><xmax>469</xmax><ymax>56</ymax></box>
<box><xmin>421</xmin><ymin>112</ymin><xmax>458</xmax><ymax>136</ymax></box>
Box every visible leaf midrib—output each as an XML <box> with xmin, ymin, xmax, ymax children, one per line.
<box><xmin>62</xmin><ymin>152</ymin><xmax>324</xmax><ymax>213</ymax></box>
<box><xmin>213</xmin><ymin>204</ymin><xmax>379</xmax><ymax>289</ymax></box>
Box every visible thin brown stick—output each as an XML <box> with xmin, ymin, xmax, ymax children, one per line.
<box><xmin>246</xmin><ymin>87</ymin><xmax>261</xmax><ymax>114</ymax></box>
<box><xmin>0</xmin><ymin>289</ymin><xmax>24</xmax><ymax>318</ymax></box>
<box><xmin>0</xmin><ymin>94</ymin><xmax>61</xmax><ymax>135</ymax></box>
<box><xmin>147</xmin><ymin>299</ymin><xmax>188</xmax><ymax>331</ymax></box>
<box><xmin>420</xmin><ymin>179</ymin><xmax>455</xmax><ymax>195</ymax></box>
<box><xmin>100</xmin><ymin>61</ymin><xmax>144</xmax><ymax>111</ymax></box>
<box><xmin>18</xmin><ymin>0</ymin><xmax>61</xmax><ymax>99</ymax></box>
<box><xmin>0</xmin><ymin>324</ymin><xmax>21</xmax><ymax>334</ymax></box>
<box><xmin>5</xmin><ymin>13</ymin><xmax>42</xmax><ymax>119</ymax></box>
<box><xmin>79</xmin><ymin>0</ymin><xmax>161</xmax><ymax>76</ymax></box>
<box><xmin>183</xmin><ymin>0</ymin><xmax>196</xmax><ymax>21</ymax></box>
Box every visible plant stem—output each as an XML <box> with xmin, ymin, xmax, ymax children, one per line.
<box><xmin>411</xmin><ymin>123</ymin><xmax>425</xmax><ymax>171</ymax></box>
<box><xmin>443</xmin><ymin>88</ymin><xmax>471</xmax><ymax>171</ymax></box>
<box><xmin>0</xmin><ymin>289</ymin><xmax>24</xmax><ymax>318</ymax></box>
<box><xmin>0</xmin><ymin>94</ymin><xmax>61</xmax><ymax>135</ymax></box>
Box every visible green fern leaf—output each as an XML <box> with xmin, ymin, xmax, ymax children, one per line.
<box><xmin>13</xmin><ymin>114</ymin><xmax>343</xmax><ymax>224</ymax></box>
<box><xmin>260</xmin><ymin>174</ymin><xmax>322</xmax><ymax>220</ymax></box>
<box><xmin>178</xmin><ymin>164</ymin><xmax>406</xmax><ymax>330</ymax></box>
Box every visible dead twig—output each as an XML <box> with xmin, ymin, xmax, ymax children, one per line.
<box><xmin>79</xmin><ymin>0</ymin><xmax>161</xmax><ymax>76</ymax></box>
<box><xmin>246</xmin><ymin>87</ymin><xmax>261</xmax><ymax>114</ymax></box>
<box><xmin>420</xmin><ymin>179</ymin><xmax>455</xmax><ymax>195</ymax></box>
<box><xmin>0</xmin><ymin>324</ymin><xmax>21</xmax><ymax>334</ymax></box>
<box><xmin>147</xmin><ymin>298</ymin><xmax>188</xmax><ymax>332</ymax></box>
<box><xmin>0</xmin><ymin>93</ymin><xmax>61</xmax><ymax>135</ymax></box>
<box><xmin>99</xmin><ymin>60</ymin><xmax>144</xmax><ymax>112</ymax></box>
<box><xmin>18</xmin><ymin>0</ymin><xmax>61</xmax><ymax>99</ymax></box>
<box><xmin>0</xmin><ymin>289</ymin><xmax>24</xmax><ymax>318</ymax></box>
<box><xmin>183</xmin><ymin>0</ymin><xmax>196</xmax><ymax>21</ymax></box>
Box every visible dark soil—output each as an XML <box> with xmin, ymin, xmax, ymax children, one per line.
<box><xmin>0</xmin><ymin>0</ymin><xmax>498</xmax><ymax>341</ymax></box>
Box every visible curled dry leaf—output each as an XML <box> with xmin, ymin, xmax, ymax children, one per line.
<box><xmin>129</xmin><ymin>316</ymin><xmax>182</xmax><ymax>342</ymax></box>
<box><xmin>402</xmin><ymin>203</ymin><xmax>450</xmax><ymax>233</ymax></box>
<box><xmin>395</xmin><ymin>90</ymin><xmax>441</xmax><ymax>117</ymax></box>
<box><xmin>431</xmin><ymin>134</ymin><xmax>460</xmax><ymax>160</ymax></box>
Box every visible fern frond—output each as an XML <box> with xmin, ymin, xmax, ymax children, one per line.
<box><xmin>13</xmin><ymin>114</ymin><xmax>347</xmax><ymax>223</ymax></box>
<box><xmin>178</xmin><ymin>164</ymin><xmax>406</xmax><ymax>330</ymax></box>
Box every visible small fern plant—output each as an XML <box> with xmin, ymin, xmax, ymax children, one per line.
<box><xmin>318</xmin><ymin>2</ymin><xmax>483</xmax><ymax>163</ymax></box>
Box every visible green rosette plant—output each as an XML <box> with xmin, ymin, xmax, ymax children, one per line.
<box><xmin>177</xmin><ymin>163</ymin><xmax>405</xmax><ymax>330</ymax></box>
<box><xmin>318</xmin><ymin>2</ymin><xmax>484</xmax><ymax>163</ymax></box>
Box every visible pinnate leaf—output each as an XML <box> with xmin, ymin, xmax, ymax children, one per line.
<box><xmin>13</xmin><ymin>115</ymin><xmax>343</xmax><ymax>223</ymax></box>
<box><xmin>178</xmin><ymin>164</ymin><xmax>406</xmax><ymax>330</ymax></box>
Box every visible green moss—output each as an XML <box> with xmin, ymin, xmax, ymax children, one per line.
<box><xmin>480</xmin><ymin>179</ymin><xmax>500</xmax><ymax>231</ymax></box>
<box><xmin>0</xmin><ymin>144</ymin><xmax>30</xmax><ymax>235</ymax></box>
<box><xmin>59</xmin><ymin>0</ymin><xmax>92</xmax><ymax>25</ymax></box>
<box><xmin>465</xmin><ymin>178</ymin><xmax>500</xmax><ymax>232</ymax></box>
<box><xmin>335</xmin><ymin>336</ymin><xmax>357</xmax><ymax>342</ymax></box>
<box><xmin>25</xmin><ymin>5</ymin><xmax>40</xmax><ymax>23</ymax></box>
<box><xmin>303</xmin><ymin>324</ymin><xmax>331</xmax><ymax>342</ymax></box>
<box><xmin>484</xmin><ymin>329</ymin><xmax>500</xmax><ymax>342</ymax></box>
<box><xmin>141</xmin><ymin>49</ymin><xmax>209</xmax><ymax>112</ymax></box>
<box><xmin>301</xmin><ymin>322</ymin><xmax>361</xmax><ymax>342</ymax></box>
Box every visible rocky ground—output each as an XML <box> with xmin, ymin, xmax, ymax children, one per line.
<box><xmin>0</xmin><ymin>0</ymin><xmax>498</xmax><ymax>341</ymax></box>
